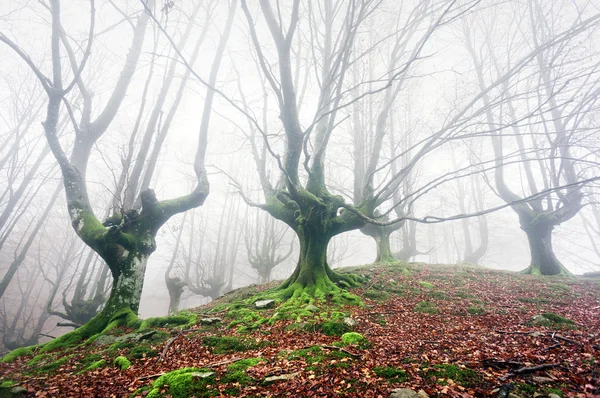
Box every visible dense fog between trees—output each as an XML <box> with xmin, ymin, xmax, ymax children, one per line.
<box><xmin>0</xmin><ymin>0</ymin><xmax>599</xmax><ymax>350</ymax></box>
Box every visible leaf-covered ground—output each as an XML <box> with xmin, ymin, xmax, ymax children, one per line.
<box><xmin>1</xmin><ymin>263</ymin><xmax>599</xmax><ymax>397</ymax></box>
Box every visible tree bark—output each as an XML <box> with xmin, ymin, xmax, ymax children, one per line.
<box><xmin>521</xmin><ymin>220</ymin><xmax>571</xmax><ymax>276</ymax></box>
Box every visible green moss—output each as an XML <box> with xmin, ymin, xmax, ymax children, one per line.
<box><xmin>202</xmin><ymin>336</ymin><xmax>266</xmax><ymax>354</ymax></box>
<box><xmin>78</xmin><ymin>359</ymin><xmax>107</xmax><ymax>374</ymax></box>
<box><xmin>428</xmin><ymin>290</ymin><xmax>451</xmax><ymax>300</ymax></box>
<box><xmin>341</xmin><ymin>332</ymin><xmax>366</xmax><ymax>345</ymax></box>
<box><xmin>227</xmin><ymin>357</ymin><xmax>265</xmax><ymax>372</ymax></box>
<box><xmin>288</xmin><ymin>345</ymin><xmax>351</xmax><ymax>366</ymax></box>
<box><xmin>0</xmin><ymin>381</ymin><xmax>16</xmax><ymax>388</ymax></box>
<box><xmin>541</xmin><ymin>312</ymin><xmax>574</xmax><ymax>325</ymax></box>
<box><xmin>418</xmin><ymin>281</ymin><xmax>435</xmax><ymax>289</ymax></box>
<box><xmin>455</xmin><ymin>291</ymin><xmax>475</xmax><ymax>299</ymax></box>
<box><xmin>373</xmin><ymin>366</ymin><xmax>408</xmax><ymax>382</ymax></box>
<box><xmin>146</xmin><ymin>367</ymin><xmax>217</xmax><ymax>398</ymax></box>
<box><xmin>518</xmin><ymin>297</ymin><xmax>551</xmax><ymax>304</ymax></box>
<box><xmin>317</xmin><ymin>321</ymin><xmax>351</xmax><ymax>336</ymax></box>
<box><xmin>113</xmin><ymin>356</ymin><xmax>131</xmax><ymax>370</ymax></box>
<box><xmin>221</xmin><ymin>370</ymin><xmax>253</xmax><ymax>385</ymax></box>
<box><xmin>467</xmin><ymin>306</ymin><xmax>485</xmax><ymax>315</ymax></box>
<box><xmin>425</xmin><ymin>364</ymin><xmax>481</xmax><ymax>387</ymax></box>
<box><xmin>414</xmin><ymin>301</ymin><xmax>440</xmax><ymax>314</ymax></box>
<box><xmin>365</xmin><ymin>290</ymin><xmax>391</xmax><ymax>301</ymax></box>
<box><xmin>129</xmin><ymin>345</ymin><xmax>158</xmax><ymax>359</ymax></box>
<box><xmin>139</xmin><ymin>315</ymin><xmax>192</xmax><ymax>329</ymax></box>
<box><xmin>26</xmin><ymin>353</ymin><xmax>51</xmax><ymax>367</ymax></box>
<box><xmin>37</xmin><ymin>354</ymin><xmax>76</xmax><ymax>373</ymax></box>
<box><xmin>1</xmin><ymin>346</ymin><xmax>37</xmax><ymax>363</ymax></box>
<box><xmin>228</xmin><ymin>308</ymin><xmax>268</xmax><ymax>330</ymax></box>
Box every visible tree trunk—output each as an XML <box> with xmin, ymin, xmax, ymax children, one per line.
<box><xmin>166</xmin><ymin>277</ymin><xmax>185</xmax><ymax>315</ymax></box>
<box><xmin>374</xmin><ymin>232</ymin><xmax>395</xmax><ymax>263</ymax></box>
<box><xmin>521</xmin><ymin>222</ymin><xmax>571</xmax><ymax>276</ymax></box>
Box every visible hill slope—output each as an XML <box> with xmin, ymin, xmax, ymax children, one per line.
<box><xmin>1</xmin><ymin>263</ymin><xmax>599</xmax><ymax>397</ymax></box>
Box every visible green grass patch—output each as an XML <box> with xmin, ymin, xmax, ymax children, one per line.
<box><xmin>373</xmin><ymin>366</ymin><xmax>408</xmax><ymax>382</ymax></box>
<box><xmin>428</xmin><ymin>290</ymin><xmax>451</xmax><ymax>300</ymax></box>
<box><xmin>414</xmin><ymin>301</ymin><xmax>440</xmax><ymax>314</ymax></box>
<box><xmin>424</xmin><ymin>364</ymin><xmax>481</xmax><ymax>387</ymax></box>
<box><xmin>467</xmin><ymin>306</ymin><xmax>486</xmax><ymax>315</ymax></box>
<box><xmin>454</xmin><ymin>291</ymin><xmax>475</xmax><ymax>299</ymax></box>
<box><xmin>518</xmin><ymin>297</ymin><xmax>551</xmax><ymax>304</ymax></box>
<box><xmin>1</xmin><ymin>345</ymin><xmax>38</xmax><ymax>363</ymax></box>
<box><xmin>78</xmin><ymin>359</ymin><xmax>107</xmax><ymax>374</ymax></box>
<box><xmin>418</xmin><ymin>281</ymin><xmax>435</xmax><ymax>289</ymax></box>
<box><xmin>365</xmin><ymin>290</ymin><xmax>391</xmax><ymax>301</ymax></box>
<box><xmin>227</xmin><ymin>357</ymin><xmax>265</xmax><ymax>372</ymax></box>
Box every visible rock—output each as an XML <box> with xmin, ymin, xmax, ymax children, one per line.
<box><xmin>390</xmin><ymin>388</ymin><xmax>418</xmax><ymax>398</ymax></box>
<box><xmin>529</xmin><ymin>331</ymin><xmax>544</xmax><ymax>337</ymax></box>
<box><xmin>10</xmin><ymin>387</ymin><xmax>27</xmax><ymax>395</ymax></box>
<box><xmin>548</xmin><ymin>394</ymin><xmax>561</xmax><ymax>398</ymax></box>
<box><xmin>93</xmin><ymin>334</ymin><xmax>117</xmax><ymax>346</ymax></box>
<box><xmin>507</xmin><ymin>394</ymin><xmax>521</xmax><ymax>398</ymax></box>
<box><xmin>254</xmin><ymin>299</ymin><xmax>275</xmax><ymax>309</ymax></box>
<box><xmin>191</xmin><ymin>371</ymin><xmax>214</xmax><ymax>379</ymax></box>
<box><xmin>115</xmin><ymin>332</ymin><xmax>144</xmax><ymax>344</ymax></box>
<box><xmin>417</xmin><ymin>390</ymin><xmax>429</xmax><ymax>398</ymax></box>
<box><xmin>263</xmin><ymin>372</ymin><xmax>300</xmax><ymax>383</ymax></box>
<box><xmin>199</xmin><ymin>317</ymin><xmax>221</xmax><ymax>325</ymax></box>
<box><xmin>343</xmin><ymin>317</ymin><xmax>357</xmax><ymax>327</ymax></box>
<box><xmin>532</xmin><ymin>376</ymin><xmax>554</xmax><ymax>383</ymax></box>
<box><xmin>304</xmin><ymin>304</ymin><xmax>320</xmax><ymax>312</ymax></box>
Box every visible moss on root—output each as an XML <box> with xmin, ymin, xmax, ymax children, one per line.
<box><xmin>1</xmin><ymin>346</ymin><xmax>38</xmax><ymax>363</ymax></box>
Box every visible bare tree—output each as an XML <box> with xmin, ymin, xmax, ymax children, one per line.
<box><xmin>462</xmin><ymin>0</ymin><xmax>600</xmax><ymax>275</ymax></box>
<box><xmin>0</xmin><ymin>0</ymin><xmax>230</xmax><ymax>344</ymax></box>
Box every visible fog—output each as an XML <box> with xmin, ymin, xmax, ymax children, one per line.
<box><xmin>0</xmin><ymin>0</ymin><xmax>599</xmax><ymax>350</ymax></box>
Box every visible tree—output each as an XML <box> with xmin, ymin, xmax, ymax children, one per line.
<box><xmin>462</xmin><ymin>0</ymin><xmax>600</xmax><ymax>275</ymax></box>
<box><xmin>0</xmin><ymin>0</ymin><xmax>235</xmax><ymax>344</ymax></box>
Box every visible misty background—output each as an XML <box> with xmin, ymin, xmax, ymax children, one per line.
<box><xmin>0</xmin><ymin>0</ymin><xmax>599</xmax><ymax>352</ymax></box>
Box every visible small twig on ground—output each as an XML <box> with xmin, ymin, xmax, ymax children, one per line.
<box><xmin>495</xmin><ymin>330</ymin><xmax>530</xmax><ymax>335</ymax></box>
<box><xmin>552</xmin><ymin>334</ymin><xmax>582</xmax><ymax>346</ymax></box>
<box><xmin>481</xmin><ymin>358</ymin><xmax>525</xmax><ymax>368</ymax></box>
<box><xmin>499</xmin><ymin>363</ymin><xmax>559</xmax><ymax>381</ymax></box>
<box><xmin>204</xmin><ymin>357</ymin><xmax>242</xmax><ymax>368</ymax></box>
<box><xmin>158</xmin><ymin>333</ymin><xmax>182</xmax><ymax>362</ymax></box>
<box><xmin>138</xmin><ymin>373</ymin><xmax>165</xmax><ymax>381</ymax></box>
<box><xmin>544</xmin><ymin>343</ymin><xmax>561</xmax><ymax>351</ymax></box>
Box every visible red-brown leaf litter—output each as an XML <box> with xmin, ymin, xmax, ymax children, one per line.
<box><xmin>1</xmin><ymin>264</ymin><xmax>598</xmax><ymax>397</ymax></box>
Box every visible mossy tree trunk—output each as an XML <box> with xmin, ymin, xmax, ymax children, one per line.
<box><xmin>360</xmin><ymin>222</ymin><xmax>402</xmax><ymax>264</ymax></box>
<box><xmin>521</xmin><ymin>218</ymin><xmax>571</xmax><ymax>276</ymax></box>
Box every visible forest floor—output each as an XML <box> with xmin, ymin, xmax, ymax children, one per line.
<box><xmin>1</xmin><ymin>263</ymin><xmax>599</xmax><ymax>397</ymax></box>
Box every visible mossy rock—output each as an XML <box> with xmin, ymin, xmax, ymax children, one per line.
<box><xmin>129</xmin><ymin>344</ymin><xmax>158</xmax><ymax>359</ymax></box>
<box><xmin>146</xmin><ymin>367</ymin><xmax>217</xmax><ymax>398</ymax></box>
<box><xmin>341</xmin><ymin>332</ymin><xmax>366</xmax><ymax>345</ymax></box>
<box><xmin>227</xmin><ymin>357</ymin><xmax>265</xmax><ymax>372</ymax></box>
<box><xmin>316</xmin><ymin>321</ymin><xmax>351</xmax><ymax>336</ymax></box>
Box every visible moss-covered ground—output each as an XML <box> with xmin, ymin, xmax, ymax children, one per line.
<box><xmin>0</xmin><ymin>263</ymin><xmax>598</xmax><ymax>396</ymax></box>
